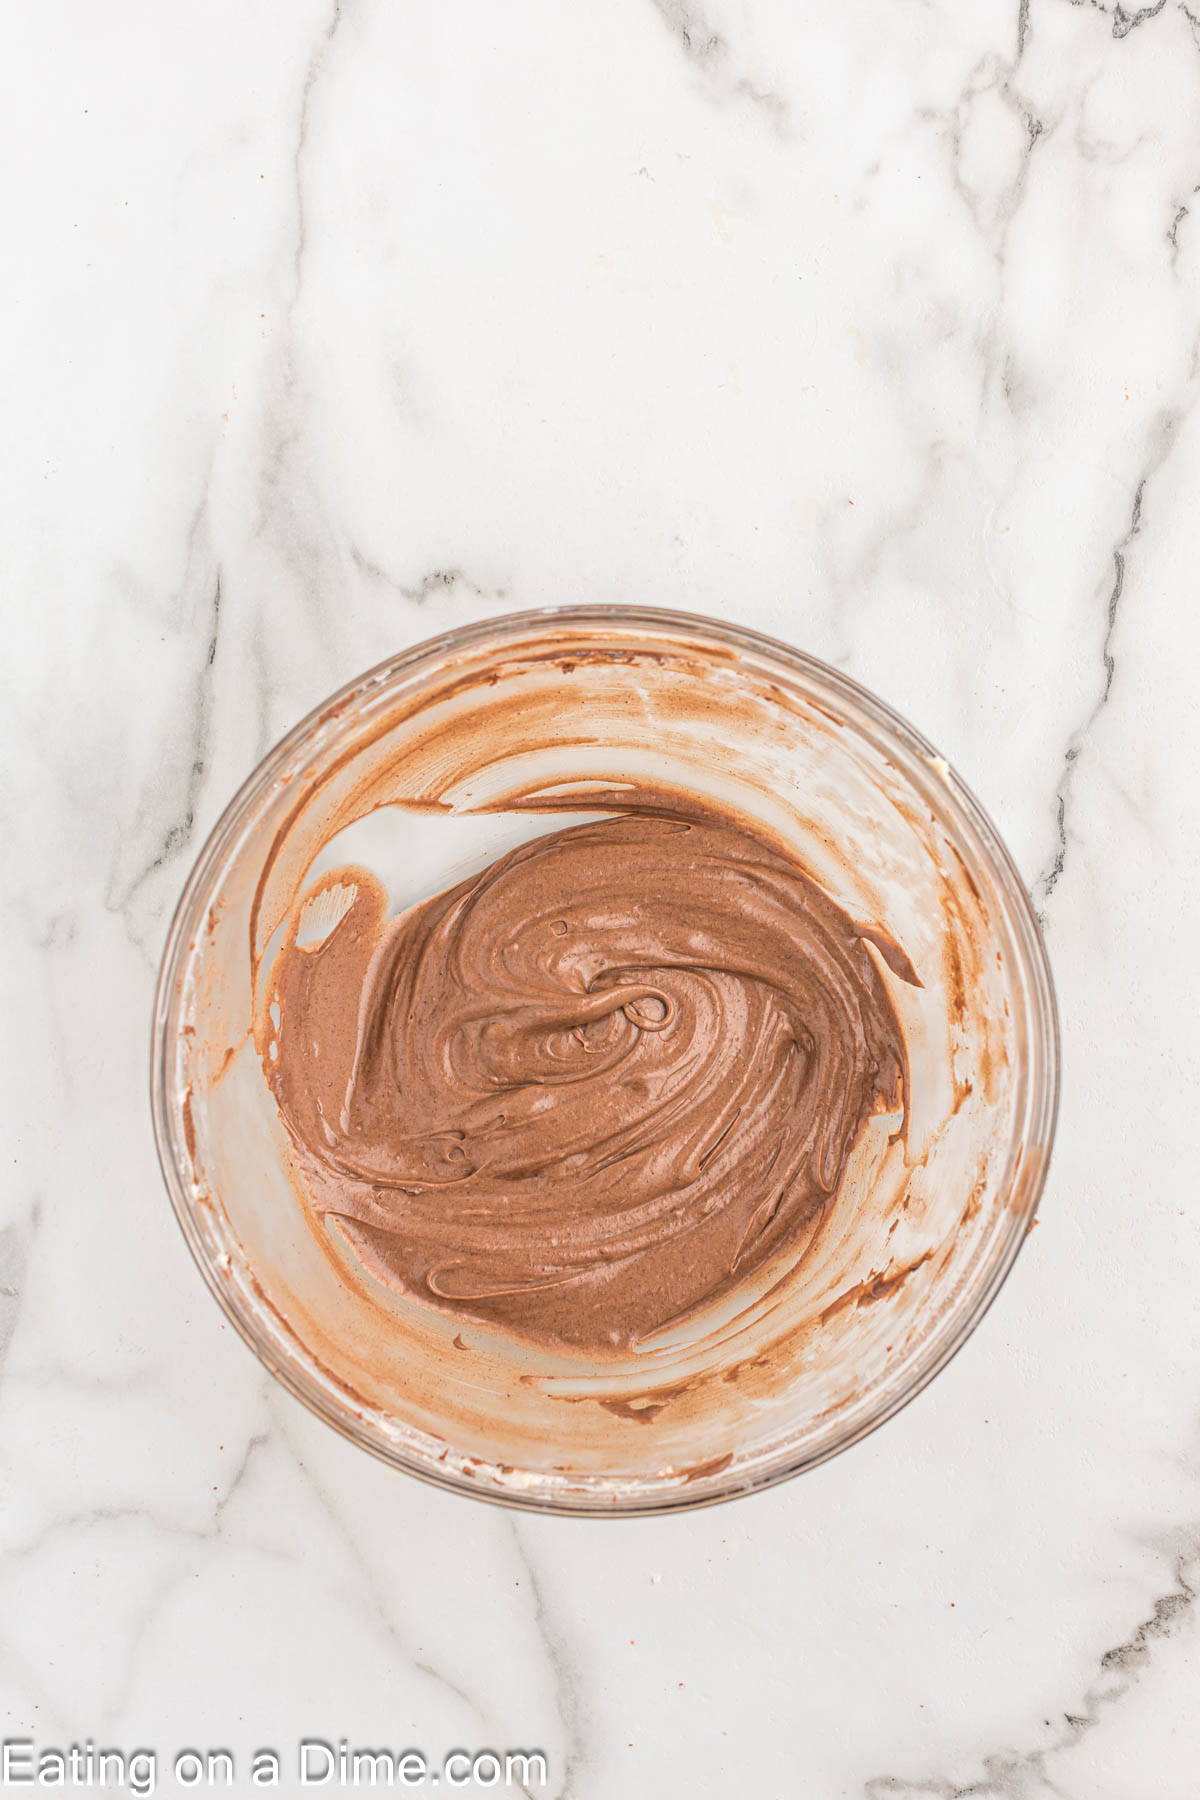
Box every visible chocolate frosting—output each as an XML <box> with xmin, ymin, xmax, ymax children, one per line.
<box><xmin>262</xmin><ymin>813</ymin><xmax>914</xmax><ymax>1353</ymax></box>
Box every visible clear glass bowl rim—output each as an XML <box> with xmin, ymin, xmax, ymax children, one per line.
<box><xmin>150</xmin><ymin>604</ymin><xmax>1061</xmax><ymax>1516</ymax></box>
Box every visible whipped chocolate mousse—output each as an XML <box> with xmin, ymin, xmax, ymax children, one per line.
<box><xmin>261</xmin><ymin>811</ymin><xmax>916</xmax><ymax>1354</ymax></box>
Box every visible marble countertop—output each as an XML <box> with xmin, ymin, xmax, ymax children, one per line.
<box><xmin>4</xmin><ymin>0</ymin><xmax>1199</xmax><ymax>1794</ymax></box>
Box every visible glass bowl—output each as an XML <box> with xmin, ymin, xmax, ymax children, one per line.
<box><xmin>151</xmin><ymin>606</ymin><xmax>1059</xmax><ymax>1514</ymax></box>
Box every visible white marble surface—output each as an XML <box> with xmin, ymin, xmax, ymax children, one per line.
<box><xmin>3</xmin><ymin>0</ymin><xmax>1199</xmax><ymax>1793</ymax></box>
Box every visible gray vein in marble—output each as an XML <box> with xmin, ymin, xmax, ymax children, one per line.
<box><xmin>0</xmin><ymin>1434</ymin><xmax>274</xmax><ymax>1572</ymax></box>
<box><xmin>265</xmin><ymin>1391</ymin><xmax>488</xmax><ymax>1733</ymax></box>
<box><xmin>825</xmin><ymin>441</ymin><xmax>953</xmax><ymax>641</ymax></box>
<box><xmin>3</xmin><ymin>1505</ymin><xmax>213</xmax><ymax>1570</ymax></box>
<box><xmin>0</xmin><ymin>1205</ymin><xmax>38</xmax><ymax>1381</ymax></box>
<box><xmin>212</xmin><ymin>1428</ymin><xmax>271</xmax><ymax>1528</ymax></box>
<box><xmin>0</xmin><ymin>1614</ymin><xmax>74</xmax><ymax>1742</ymax></box>
<box><xmin>103</xmin><ymin>534</ymin><xmax>222</xmax><ymax>926</ymax></box>
<box><xmin>863</xmin><ymin>1541</ymin><xmax>1198</xmax><ymax>1798</ymax></box>
<box><xmin>31</xmin><ymin>908</ymin><xmax>79</xmax><ymax>952</ymax></box>
<box><xmin>1107</xmin><ymin>0</ymin><xmax>1168</xmax><ymax>36</ymax></box>
<box><xmin>1168</xmin><ymin>187</ymin><xmax>1198</xmax><ymax>265</ymax></box>
<box><xmin>246</xmin><ymin>610</ymin><xmax>276</xmax><ymax>767</ymax></box>
<box><xmin>98</xmin><ymin>1535</ymin><xmax>257</xmax><ymax>1737</ymax></box>
<box><xmin>5</xmin><ymin>1355</ymin><xmax>158</xmax><ymax>1400</ymax></box>
<box><xmin>350</xmin><ymin>547</ymin><xmax>509</xmax><ymax>608</ymax></box>
<box><xmin>899</xmin><ymin>57</ymin><xmax>1049</xmax><ymax>440</ymax></box>
<box><xmin>0</xmin><ymin>1437</ymin><xmax>281</xmax><ymax>1739</ymax></box>
<box><xmin>247</xmin><ymin>1</ymin><xmax>352</xmax><ymax>698</ymax></box>
<box><xmin>293</xmin><ymin>0</ymin><xmax>345</xmax><ymax>307</ymax></box>
<box><xmin>1035</xmin><ymin>483</ymin><xmax>1141</xmax><ymax>915</ymax></box>
<box><xmin>1034</xmin><ymin>387</ymin><xmax>1194</xmax><ymax>916</ymax></box>
<box><xmin>1098</xmin><ymin>498</ymin><xmax>1140</xmax><ymax>707</ymax></box>
<box><xmin>647</xmin><ymin>0</ymin><xmax>790</xmax><ymax>130</ymax></box>
<box><xmin>507</xmin><ymin>1522</ymin><xmax>583</xmax><ymax>1800</ymax></box>
<box><xmin>934</xmin><ymin>65</ymin><xmax>1047</xmax><ymax>245</ymax></box>
<box><xmin>1017</xmin><ymin>0</ymin><xmax>1032</xmax><ymax>59</ymax></box>
<box><xmin>1169</xmin><ymin>201</ymin><xmax>1189</xmax><ymax>254</ymax></box>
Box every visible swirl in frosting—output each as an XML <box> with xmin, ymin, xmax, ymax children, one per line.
<box><xmin>262</xmin><ymin>813</ymin><xmax>914</xmax><ymax>1353</ymax></box>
